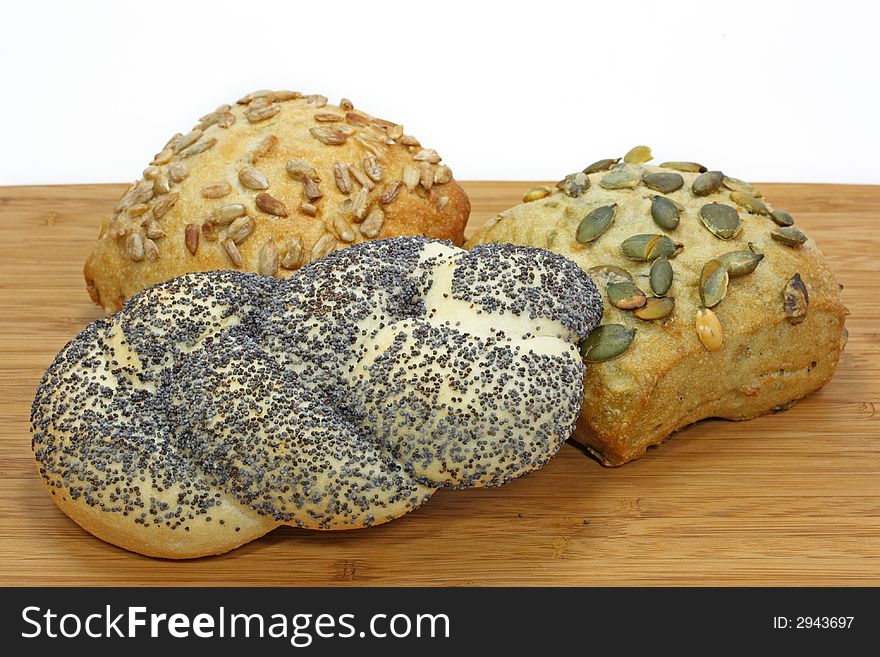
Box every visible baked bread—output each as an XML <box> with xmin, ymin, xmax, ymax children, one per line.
<box><xmin>33</xmin><ymin>238</ymin><xmax>602</xmax><ymax>558</ymax></box>
<box><xmin>467</xmin><ymin>146</ymin><xmax>848</xmax><ymax>465</ymax></box>
<box><xmin>84</xmin><ymin>89</ymin><xmax>470</xmax><ymax>312</ymax></box>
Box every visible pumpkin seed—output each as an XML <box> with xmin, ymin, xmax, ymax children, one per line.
<box><xmin>695</xmin><ymin>308</ymin><xmax>723</xmax><ymax>352</ymax></box>
<box><xmin>649</xmin><ymin>256</ymin><xmax>673</xmax><ymax>296</ymax></box>
<box><xmin>659</xmin><ymin>161</ymin><xmax>707</xmax><ymax>173</ymax></box>
<box><xmin>692</xmin><ymin>170</ymin><xmax>724</xmax><ymax>196</ymax></box>
<box><xmin>650</xmin><ymin>195</ymin><xmax>680</xmax><ymax>230</ymax></box>
<box><xmin>729</xmin><ymin>191</ymin><xmax>770</xmax><ymax>216</ymax></box>
<box><xmin>583</xmin><ymin>158</ymin><xmax>620</xmax><ymax>175</ymax></box>
<box><xmin>633</xmin><ymin>297</ymin><xmax>675</xmax><ymax>320</ymax></box>
<box><xmin>783</xmin><ymin>273</ymin><xmax>809</xmax><ymax>324</ymax></box>
<box><xmin>576</xmin><ymin>204</ymin><xmax>617</xmax><ymax>243</ymax></box>
<box><xmin>587</xmin><ymin>264</ymin><xmax>633</xmax><ymax>286</ymax></box>
<box><xmin>600</xmin><ymin>168</ymin><xmax>640</xmax><ymax>189</ymax></box>
<box><xmin>642</xmin><ymin>172</ymin><xmax>684</xmax><ymax>194</ymax></box>
<box><xmin>722</xmin><ymin>175</ymin><xmax>761</xmax><ymax>197</ymax></box>
<box><xmin>607</xmin><ymin>281</ymin><xmax>647</xmax><ymax>310</ymax></box>
<box><xmin>700</xmin><ymin>259</ymin><xmax>729</xmax><ymax>307</ymax></box>
<box><xmin>579</xmin><ymin>324</ymin><xmax>636</xmax><ymax>363</ymax></box>
<box><xmin>699</xmin><ymin>203</ymin><xmax>741</xmax><ymax>239</ymax></box>
<box><xmin>770</xmin><ymin>210</ymin><xmax>795</xmax><ymax>227</ymax></box>
<box><xmin>717</xmin><ymin>250</ymin><xmax>764</xmax><ymax>278</ymax></box>
<box><xmin>522</xmin><ymin>185</ymin><xmax>552</xmax><ymax>202</ymax></box>
<box><xmin>621</xmin><ymin>234</ymin><xmax>683</xmax><ymax>261</ymax></box>
<box><xmin>623</xmin><ymin>145</ymin><xmax>653</xmax><ymax>164</ymax></box>
<box><xmin>771</xmin><ymin>226</ymin><xmax>808</xmax><ymax>247</ymax></box>
<box><xmin>558</xmin><ymin>172</ymin><xmax>590</xmax><ymax>197</ymax></box>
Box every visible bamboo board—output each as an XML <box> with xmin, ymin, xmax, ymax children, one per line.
<box><xmin>0</xmin><ymin>181</ymin><xmax>877</xmax><ymax>586</ymax></box>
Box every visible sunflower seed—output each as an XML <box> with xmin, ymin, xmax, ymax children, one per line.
<box><xmin>183</xmin><ymin>224</ymin><xmax>199</xmax><ymax>255</ymax></box>
<box><xmin>255</xmin><ymin>192</ymin><xmax>288</xmax><ymax>216</ymax></box>
<box><xmin>699</xmin><ymin>203</ymin><xmax>741</xmax><ymax>239</ymax></box>
<box><xmin>300</xmin><ymin>202</ymin><xmax>318</xmax><ymax>216</ymax></box>
<box><xmin>783</xmin><ymin>273</ymin><xmax>809</xmax><ymax>324</ymax></box>
<box><xmin>223</xmin><ymin>238</ymin><xmax>243</xmax><ymax>267</ymax></box>
<box><xmin>360</xmin><ymin>207</ymin><xmax>385</xmax><ymax>237</ymax></box>
<box><xmin>399</xmin><ymin>134</ymin><xmax>421</xmax><ymax>147</ymax></box>
<box><xmin>650</xmin><ymin>195</ymin><xmax>681</xmax><ymax>230</ymax></box>
<box><xmin>201</xmin><ymin>221</ymin><xmax>218</xmax><ymax>242</ymax></box>
<box><xmin>351</xmin><ymin>186</ymin><xmax>369</xmax><ymax>220</ymax></box>
<box><xmin>771</xmin><ymin>210</ymin><xmax>795</xmax><ymax>227</ymax></box>
<box><xmin>126</xmin><ymin>233</ymin><xmax>144</xmax><ymax>262</ymax></box>
<box><xmin>771</xmin><ymin>226</ymin><xmax>808</xmax><ymax>247</ymax></box>
<box><xmin>340</xmin><ymin>98</ymin><xmax>354</xmax><ymax>110</ymax></box>
<box><xmin>178</xmin><ymin>137</ymin><xmax>216</xmax><ymax>159</ymax></box>
<box><xmin>209</xmin><ymin>203</ymin><xmax>247</xmax><ymax>225</ymax></box>
<box><xmin>302</xmin><ymin>177</ymin><xmax>323</xmax><ymax>201</ymax></box>
<box><xmin>722</xmin><ymin>176</ymin><xmax>761</xmax><ymax>197</ymax></box>
<box><xmin>201</xmin><ymin>182</ymin><xmax>232</xmax><ymax>199</ymax></box>
<box><xmin>700</xmin><ymin>259</ymin><xmax>729</xmax><ymax>307</ymax></box>
<box><xmin>310</xmin><ymin>126</ymin><xmax>346</xmax><ymax>145</ymax></box>
<box><xmin>238</xmin><ymin>166</ymin><xmax>269</xmax><ymax>190</ymax></box>
<box><xmin>600</xmin><ymin>168</ymin><xmax>640</xmax><ymax>189</ymax></box>
<box><xmin>257</xmin><ymin>238</ymin><xmax>279</xmax><ymax>277</ymax></box>
<box><xmin>143</xmin><ymin>238</ymin><xmax>159</xmax><ymax>261</ymax></box>
<box><xmin>624</xmin><ymin>145</ymin><xmax>653</xmax><ymax>164</ymax></box>
<box><xmin>164</xmin><ymin>133</ymin><xmax>183</xmax><ymax>150</ymax></box>
<box><xmin>419</xmin><ymin>162</ymin><xmax>434</xmax><ymax>190</ymax></box>
<box><xmin>621</xmin><ymin>234</ymin><xmax>683</xmax><ymax>261</ymax></box>
<box><xmin>143</xmin><ymin>220</ymin><xmax>165</xmax><ymax>240</ymax></box>
<box><xmin>387</xmin><ymin>124</ymin><xmax>404</xmax><ymax>140</ymax></box>
<box><xmin>434</xmin><ymin>165</ymin><xmax>453</xmax><ymax>184</ymax></box>
<box><xmin>633</xmin><ymin>296</ymin><xmax>675</xmax><ymax>320</ymax></box>
<box><xmin>379</xmin><ymin>180</ymin><xmax>402</xmax><ymax>204</ymax></box>
<box><xmin>730</xmin><ymin>191</ymin><xmax>770</xmax><ymax>216</ymax></box>
<box><xmin>345</xmin><ymin>111</ymin><xmax>370</xmax><ymax>126</ymax></box>
<box><xmin>142</xmin><ymin>166</ymin><xmax>161</xmax><ymax>180</ymax></box>
<box><xmin>116</xmin><ymin>180</ymin><xmax>154</xmax><ymax>211</ymax></box>
<box><xmin>350</xmin><ymin>164</ymin><xmax>374</xmax><ymax>190</ymax></box>
<box><xmin>642</xmin><ymin>172</ymin><xmax>684</xmax><ymax>194</ymax></box>
<box><xmin>580</xmin><ymin>324</ymin><xmax>636</xmax><ymax>362</ymax></box>
<box><xmin>151</xmin><ymin>192</ymin><xmax>179</xmax><ymax>219</ymax></box>
<box><xmin>247</xmin><ymin>104</ymin><xmax>281</xmax><ymax>123</ymax></box>
<box><xmin>362</xmin><ymin>154</ymin><xmax>383</xmax><ymax>182</ymax></box>
<box><xmin>403</xmin><ymin>166</ymin><xmax>421</xmax><ymax>192</ymax></box>
<box><xmin>607</xmin><ymin>281</ymin><xmax>647</xmax><ymax>310</ymax></box>
<box><xmin>250</xmin><ymin>134</ymin><xmax>278</xmax><ymax>164</ymax></box>
<box><xmin>311</xmin><ymin>233</ymin><xmax>336</xmax><ymax>260</ymax></box>
<box><xmin>307</xmin><ymin>94</ymin><xmax>328</xmax><ymax>107</ymax></box>
<box><xmin>583</xmin><ymin>158</ymin><xmax>620</xmax><ymax>175</ymax></box>
<box><xmin>436</xmin><ymin>195</ymin><xmax>450</xmax><ymax>208</ymax></box>
<box><xmin>587</xmin><ymin>265</ymin><xmax>633</xmax><ymax>286</ymax></box>
<box><xmin>227</xmin><ymin>216</ymin><xmax>254</xmax><ymax>244</ymax></box>
<box><xmin>217</xmin><ymin>112</ymin><xmax>236</xmax><ymax>128</ymax></box>
<box><xmin>237</xmin><ymin>89</ymin><xmax>273</xmax><ymax>104</ymax></box>
<box><xmin>659</xmin><ymin>161</ymin><xmax>707</xmax><ymax>173</ymax></box>
<box><xmin>333</xmin><ymin>214</ymin><xmax>357</xmax><ymax>243</ymax></box>
<box><xmin>695</xmin><ymin>308</ymin><xmax>723</xmax><ymax>352</ymax></box>
<box><xmin>269</xmin><ymin>90</ymin><xmax>301</xmax><ymax>102</ymax></box>
<box><xmin>315</xmin><ymin>112</ymin><xmax>343</xmax><ymax>122</ymax></box>
<box><xmin>168</xmin><ymin>162</ymin><xmax>189</xmax><ymax>183</ymax></box>
<box><xmin>281</xmin><ymin>237</ymin><xmax>303</xmax><ymax>269</ymax></box>
<box><xmin>558</xmin><ymin>172</ymin><xmax>591</xmax><ymax>197</ymax></box>
<box><xmin>717</xmin><ymin>250</ymin><xmax>764</xmax><ymax>278</ymax></box>
<box><xmin>576</xmin><ymin>204</ymin><xmax>618</xmax><ymax>243</ymax></box>
<box><xmin>286</xmin><ymin>159</ymin><xmax>318</xmax><ymax>180</ymax></box>
<box><xmin>333</xmin><ymin>163</ymin><xmax>353</xmax><ymax>194</ymax></box>
<box><xmin>151</xmin><ymin>147</ymin><xmax>174</xmax><ymax>166</ymax></box>
<box><xmin>128</xmin><ymin>203</ymin><xmax>149</xmax><ymax>218</ymax></box>
<box><xmin>692</xmin><ymin>170</ymin><xmax>724</xmax><ymax>196</ymax></box>
<box><xmin>650</xmin><ymin>255</ymin><xmax>673</xmax><ymax>296</ymax></box>
<box><xmin>413</xmin><ymin>149</ymin><xmax>441</xmax><ymax>163</ymax></box>
<box><xmin>174</xmin><ymin>129</ymin><xmax>203</xmax><ymax>153</ymax></box>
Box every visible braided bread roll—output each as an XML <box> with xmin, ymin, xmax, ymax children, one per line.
<box><xmin>33</xmin><ymin>238</ymin><xmax>602</xmax><ymax>558</ymax></box>
<box><xmin>84</xmin><ymin>89</ymin><xmax>470</xmax><ymax>312</ymax></box>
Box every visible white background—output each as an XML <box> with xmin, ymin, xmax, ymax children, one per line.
<box><xmin>2</xmin><ymin>0</ymin><xmax>878</xmax><ymax>185</ymax></box>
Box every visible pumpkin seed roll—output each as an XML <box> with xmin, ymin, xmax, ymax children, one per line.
<box><xmin>467</xmin><ymin>146</ymin><xmax>848</xmax><ymax>465</ymax></box>
<box><xmin>84</xmin><ymin>89</ymin><xmax>470</xmax><ymax>312</ymax></box>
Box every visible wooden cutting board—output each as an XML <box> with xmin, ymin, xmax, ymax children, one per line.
<box><xmin>1</xmin><ymin>182</ymin><xmax>877</xmax><ymax>586</ymax></box>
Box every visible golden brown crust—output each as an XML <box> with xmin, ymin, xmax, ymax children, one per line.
<box><xmin>84</xmin><ymin>90</ymin><xmax>470</xmax><ymax>312</ymax></box>
<box><xmin>467</xmin><ymin>157</ymin><xmax>848</xmax><ymax>465</ymax></box>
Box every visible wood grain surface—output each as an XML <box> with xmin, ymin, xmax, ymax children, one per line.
<box><xmin>1</xmin><ymin>182</ymin><xmax>877</xmax><ymax>586</ymax></box>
